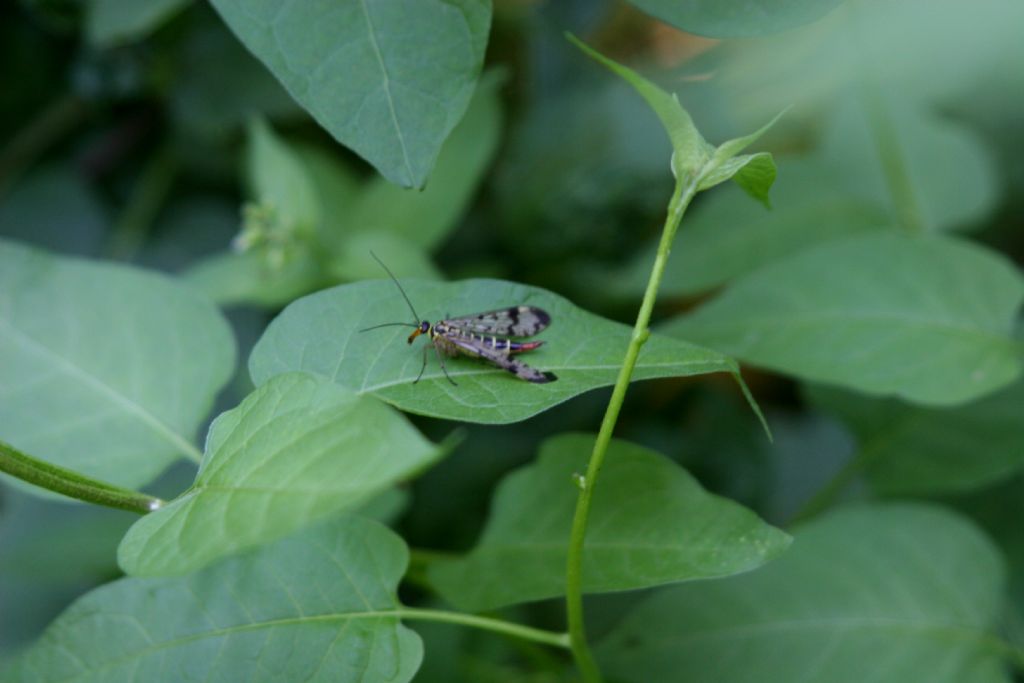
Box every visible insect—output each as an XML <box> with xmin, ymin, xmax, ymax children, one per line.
<box><xmin>360</xmin><ymin>254</ymin><xmax>557</xmax><ymax>386</ymax></box>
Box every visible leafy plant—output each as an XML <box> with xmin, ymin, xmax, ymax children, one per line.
<box><xmin>2</xmin><ymin>1</ymin><xmax>1023</xmax><ymax>682</ymax></box>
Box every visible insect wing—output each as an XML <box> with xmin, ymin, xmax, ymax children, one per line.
<box><xmin>445</xmin><ymin>335</ymin><xmax>556</xmax><ymax>384</ymax></box>
<box><xmin>444</xmin><ymin>306</ymin><xmax>551</xmax><ymax>337</ymax></box>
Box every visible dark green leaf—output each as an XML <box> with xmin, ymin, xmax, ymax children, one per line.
<box><xmin>663</xmin><ymin>233</ymin><xmax>1024</xmax><ymax>406</ymax></box>
<box><xmin>0</xmin><ymin>239</ymin><xmax>235</xmax><ymax>493</ymax></box>
<box><xmin>209</xmin><ymin>0</ymin><xmax>491</xmax><ymax>188</ymax></box>
<box><xmin>428</xmin><ymin>433</ymin><xmax>789</xmax><ymax>611</ymax></box>
<box><xmin>118</xmin><ymin>372</ymin><xmax>441</xmax><ymax>576</ymax></box>
<box><xmin>627</xmin><ymin>0</ymin><xmax>845</xmax><ymax>38</ymax></box>
<box><xmin>807</xmin><ymin>380</ymin><xmax>1024</xmax><ymax>495</ymax></box>
<box><xmin>12</xmin><ymin>516</ymin><xmax>423</xmax><ymax>682</ymax></box>
<box><xmin>250</xmin><ymin>278</ymin><xmax>739</xmax><ymax>424</ymax></box>
<box><xmin>598</xmin><ymin>504</ymin><xmax>1009</xmax><ymax>683</ymax></box>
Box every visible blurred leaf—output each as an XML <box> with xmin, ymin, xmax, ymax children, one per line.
<box><xmin>807</xmin><ymin>380</ymin><xmax>1024</xmax><ymax>495</ymax></box>
<box><xmin>86</xmin><ymin>0</ymin><xmax>191</xmax><ymax>47</ymax></box>
<box><xmin>12</xmin><ymin>515</ymin><xmax>423</xmax><ymax>682</ymax></box>
<box><xmin>603</xmin><ymin>158</ymin><xmax>890</xmax><ymax>299</ymax></box>
<box><xmin>331</xmin><ymin>231</ymin><xmax>442</xmax><ymax>282</ymax></box>
<box><xmin>347</xmin><ymin>70</ymin><xmax>504</xmax><ymax>251</ymax></box>
<box><xmin>296</xmin><ymin>144</ymin><xmax>363</xmax><ymax>249</ymax></box>
<box><xmin>357</xmin><ymin>487</ymin><xmax>410</xmax><ymax>526</ymax></box>
<box><xmin>0</xmin><ymin>239</ymin><xmax>235</xmax><ymax>492</ymax></box>
<box><xmin>246</xmin><ymin>118</ymin><xmax>320</xmax><ymax>233</ymax></box>
<box><xmin>628</xmin><ymin>0</ymin><xmax>845</xmax><ymax>38</ymax></box>
<box><xmin>118</xmin><ymin>372</ymin><xmax>442</xmax><ymax>576</ymax></box>
<box><xmin>821</xmin><ymin>94</ymin><xmax>1000</xmax><ymax>233</ymax></box>
<box><xmin>0</xmin><ymin>166</ymin><xmax>106</xmax><ymax>257</ymax></box>
<box><xmin>209</xmin><ymin>0</ymin><xmax>491</xmax><ymax>188</ymax></box>
<box><xmin>429</xmin><ymin>433</ymin><xmax>789</xmax><ymax>611</ymax></box>
<box><xmin>250</xmin><ymin>278</ymin><xmax>740</xmax><ymax>424</ymax></box>
<box><xmin>598</xmin><ymin>504</ymin><xmax>1009</xmax><ymax>683</ymax></box>
<box><xmin>183</xmin><ymin>248</ymin><xmax>325</xmax><ymax>308</ymax></box>
<box><xmin>663</xmin><ymin>233</ymin><xmax>1024</xmax><ymax>406</ymax></box>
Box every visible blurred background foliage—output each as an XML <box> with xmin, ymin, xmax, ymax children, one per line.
<box><xmin>1</xmin><ymin>0</ymin><xmax>1023</xmax><ymax>677</ymax></box>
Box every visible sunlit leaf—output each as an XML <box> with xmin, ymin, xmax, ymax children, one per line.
<box><xmin>12</xmin><ymin>516</ymin><xmax>423</xmax><ymax>683</ymax></box>
<box><xmin>598</xmin><ymin>504</ymin><xmax>1008</xmax><ymax>683</ymax></box>
<box><xmin>0</xmin><ymin>239</ymin><xmax>235</xmax><ymax>493</ymax></box>
<box><xmin>118</xmin><ymin>372</ymin><xmax>442</xmax><ymax>576</ymax></box>
<box><xmin>429</xmin><ymin>433</ymin><xmax>789</xmax><ymax>611</ymax></box>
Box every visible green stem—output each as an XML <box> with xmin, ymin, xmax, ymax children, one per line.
<box><xmin>565</xmin><ymin>176</ymin><xmax>698</xmax><ymax>682</ymax></box>
<box><xmin>106</xmin><ymin>144</ymin><xmax>178</xmax><ymax>260</ymax></box>
<box><xmin>0</xmin><ymin>439</ymin><xmax>164</xmax><ymax>514</ymax></box>
<box><xmin>396</xmin><ymin>608</ymin><xmax>571</xmax><ymax>650</ymax></box>
<box><xmin>860</xmin><ymin>84</ymin><xmax>924</xmax><ymax>234</ymax></box>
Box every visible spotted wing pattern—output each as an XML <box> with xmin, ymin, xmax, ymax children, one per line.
<box><xmin>444</xmin><ymin>306</ymin><xmax>551</xmax><ymax>337</ymax></box>
<box><xmin>446</xmin><ymin>335</ymin><xmax>557</xmax><ymax>384</ymax></box>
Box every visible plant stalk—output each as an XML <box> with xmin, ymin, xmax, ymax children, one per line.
<box><xmin>565</xmin><ymin>176</ymin><xmax>698</xmax><ymax>682</ymax></box>
<box><xmin>0</xmin><ymin>439</ymin><xmax>163</xmax><ymax>514</ymax></box>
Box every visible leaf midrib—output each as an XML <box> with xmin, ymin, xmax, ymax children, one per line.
<box><xmin>0</xmin><ymin>317</ymin><xmax>201</xmax><ymax>461</ymax></box>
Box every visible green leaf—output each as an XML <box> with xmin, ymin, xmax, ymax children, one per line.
<box><xmin>807</xmin><ymin>380</ymin><xmax>1024</xmax><ymax>495</ymax></box>
<box><xmin>602</xmin><ymin>158</ymin><xmax>890</xmax><ymax>299</ymax></box>
<box><xmin>246</xmin><ymin>118</ymin><xmax>320</xmax><ymax>234</ymax></box>
<box><xmin>346</xmin><ymin>70</ymin><xmax>504</xmax><ymax>251</ymax></box>
<box><xmin>567</xmin><ymin>34</ymin><xmax>710</xmax><ymax>175</ymax></box>
<box><xmin>183</xmin><ymin>248</ymin><xmax>325</xmax><ymax>308</ymax></box>
<box><xmin>330</xmin><ymin>231</ymin><xmax>442</xmax><ymax>282</ymax></box>
<box><xmin>698</xmin><ymin>151</ymin><xmax>776</xmax><ymax>207</ymax></box>
<box><xmin>208</xmin><ymin>0</ymin><xmax>491</xmax><ymax>188</ymax></box>
<box><xmin>428</xmin><ymin>433</ymin><xmax>790</xmax><ymax>611</ymax></box>
<box><xmin>12</xmin><ymin>515</ymin><xmax>423</xmax><ymax>683</ymax></box>
<box><xmin>118</xmin><ymin>372</ymin><xmax>441</xmax><ymax>576</ymax></box>
<box><xmin>662</xmin><ymin>233</ymin><xmax>1024</xmax><ymax>406</ymax></box>
<box><xmin>249</xmin><ymin>278</ymin><xmax>738</xmax><ymax>424</ymax></box>
<box><xmin>598</xmin><ymin>504</ymin><xmax>1009</xmax><ymax>683</ymax></box>
<box><xmin>821</xmin><ymin>94</ymin><xmax>1000</xmax><ymax>233</ymax></box>
<box><xmin>86</xmin><ymin>0</ymin><xmax>191</xmax><ymax>47</ymax></box>
<box><xmin>0</xmin><ymin>239</ymin><xmax>235</xmax><ymax>492</ymax></box>
<box><xmin>627</xmin><ymin>0</ymin><xmax>846</xmax><ymax>38</ymax></box>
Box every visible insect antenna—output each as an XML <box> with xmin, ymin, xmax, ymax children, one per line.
<box><xmin>359</xmin><ymin>251</ymin><xmax>425</xmax><ymax>333</ymax></box>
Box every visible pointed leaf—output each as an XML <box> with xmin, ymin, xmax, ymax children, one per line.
<box><xmin>0</xmin><ymin>239</ymin><xmax>235</xmax><ymax>492</ymax></box>
<box><xmin>598</xmin><ymin>504</ymin><xmax>1008</xmax><ymax>683</ymax></box>
<box><xmin>118</xmin><ymin>372</ymin><xmax>441</xmax><ymax>576</ymax></box>
<box><xmin>209</xmin><ymin>0</ymin><xmax>491</xmax><ymax>188</ymax></box>
<box><xmin>11</xmin><ymin>516</ymin><xmax>423</xmax><ymax>683</ymax></box>
<box><xmin>807</xmin><ymin>380</ymin><xmax>1024</xmax><ymax>495</ymax></box>
<box><xmin>698</xmin><ymin>152</ymin><xmax>777</xmax><ymax>207</ymax></box>
<box><xmin>568</xmin><ymin>34</ymin><xmax>709</xmax><ymax>175</ymax></box>
<box><xmin>428</xmin><ymin>434</ymin><xmax>790</xmax><ymax>611</ymax></box>
<box><xmin>246</xmin><ymin>118</ymin><xmax>320</xmax><ymax>232</ymax></box>
<box><xmin>249</xmin><ymin>279</ymin><xmax>738</xmax><ymax>424</ymax></box>
<box><xmin>662</xmin><ymin>233</ymin><xmax>1024</xmax><ymax>406</ymax></box>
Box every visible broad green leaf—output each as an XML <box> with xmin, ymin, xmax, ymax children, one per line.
<box><xmin>0</xmin><ymin>239</ymin><xmax>235</xmax><ymax>492</ymax></box>
<box><xmin>821</xmin><ymin>94</ymin><xmax>999</xmax><ymax>233</ymax></box>
<box><xmin>346</xmin><ymin>70</ymin><xmax>504</xmax><ymax>251</ymax></box>
<box><xmin>602</xmin><ymin>158</ymin><xmax>890</xmax><ymax>299</ymax></box>
<box><xmin>428</xmin><ymin>434</ymin><xmax>790</xmax><ymax>611</ymax></box>
<box><xmin>86</xmin><ymin>0</ymin><xmax>191</xmax><ymax>47</ymax></box>
<box><xmin>209</xmin><ymin>0</ymin><xmax>491</xmax><ymax>188</ymax></box>
<box><xmin>246</xmin><ymin>118</ymin><xmax>320</xmax><ymax>234</ymax></box>
<box><xmin>662</xmin><ymin>233</ymin><xmax>1024</xmax><ymax>406</ymax></box>
<box><xmin>183</xmin><ymin>248</ymin><xmax>326</xmax><ymax>307</ymax></box>
<box><xmin>627</xmin><ymin>0</ymin><xmax>845</xmax><ymax>38</ymax></box>
<box><xmin>249</xmin><ymin>278</ymin><xmax>739</xmax><ymax>424</ymax></box>
<box><xmin>807</xmin><ymin>380</ymin><xmax>1024</xmax><ymax>495</ymax></box>
<box><xmin>598</xmin><ymin>504</ymin><xmax>1009</xmax><ymax>683</ymax></box>
<box><xmin>568</xmin><ymin>34</ymin><xmax>709</xmax><ymax>175</ymax></box>
<box><xmin>118</xmin><ymin>372</ymin><xmax>441</xmax><ymax>576</ymax></box>
<box><xmin>12</xmin><ymin>515</ymin><xmax>423</xmax><ymax>683</ymax></box>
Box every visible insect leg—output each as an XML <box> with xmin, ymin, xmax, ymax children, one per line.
<box><xmin>433</xmin><ymin>342</ymin><xmax>458</xmax><ymax>386</ymax></box>
<box><xmin>413</xmin><ymin>344</ymin><xmax>429</xmax><ymax>384</ymax></box>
